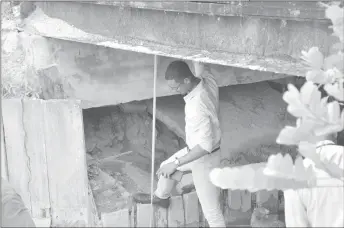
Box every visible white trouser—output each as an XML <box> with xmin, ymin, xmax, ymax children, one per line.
<box><xmin>154</xmin><ymin>147</ymin><xmax>226</xmax><ymax>227</ymax></box>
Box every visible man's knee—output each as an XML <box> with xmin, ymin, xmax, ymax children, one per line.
<box><xmin>160</xmin><ymin>160</ymin><xmax>168</xmax><ymax>168</ymax></box>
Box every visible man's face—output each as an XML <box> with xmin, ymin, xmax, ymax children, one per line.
<box><xmin>167</xmin><ymin>78</ymin><xmax>190</xmax><ymax>95</ymax></box>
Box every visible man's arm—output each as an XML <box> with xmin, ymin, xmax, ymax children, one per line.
<box><xmin>193</xmin><ymin>61</ymin><xmax>205</xmax><ymax>78</ymax></box>
<box><xmin>283</xmin><ymin>189</ymin><xmax>310</xmax><ymax>227</ymax></box>
<box><xmin>178</xmin><ymin>109</ymin><xmax>213</xmax><ymax>166</ymax></box>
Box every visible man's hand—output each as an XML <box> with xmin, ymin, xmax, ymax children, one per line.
<box><xmin>193</xmin><ymin>61</ymin><xmax>204</xmax><ymax>78</ymax></box>
<box><xmin>156</xmin><ymin>162</ymin><xmax>178</xmax><ymax>179</ymax></box>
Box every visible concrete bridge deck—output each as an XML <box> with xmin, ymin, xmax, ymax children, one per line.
<box><xmin>22</xmin><ymin>1</ymin><xmax>337</xmax><ymax>76</ymax></box>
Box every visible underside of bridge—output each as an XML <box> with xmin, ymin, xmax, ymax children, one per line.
<box><xmin>5</xmin><ymin>1</ymin><xmax>335</xmax><ymax>107</ymax></box>
<box><xmin>1</xmin><ymin>1</ymin><xmax>338</xmax><ymax>226</ymax></box>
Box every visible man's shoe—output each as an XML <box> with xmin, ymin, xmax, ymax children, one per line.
<box><xmin>131</xmin><ymin>193</ymin><xmax>170</xmax><ymax>209</ymax></box>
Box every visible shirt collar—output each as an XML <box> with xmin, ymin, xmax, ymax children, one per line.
<box><xmin>183</xmin><ymin>79</ymin><xmax>203</xmax><ymax>102</ymax></box>
<box><xmin>316</xmin><ymin>140</ymin><xmax>335</xmax><ymax>149</ymax></box>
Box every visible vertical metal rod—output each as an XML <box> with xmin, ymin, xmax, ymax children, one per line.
<box><xmin>149</xmin><ymin>55</ymin><xmax>158</xmax><ymax>227</ymax></box>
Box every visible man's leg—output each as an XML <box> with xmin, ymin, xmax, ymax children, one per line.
<box><xmin>191</xmin><ymin>151</ymin><xmax>226</xmax><ymax>227</ymax></box>
<box><xmin>132</xmin><ymin>147</ymin><xmax>191</xmax><ymax>208</ymax></box>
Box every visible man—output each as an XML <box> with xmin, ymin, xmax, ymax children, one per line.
<box><xmin>284</xmin><ymin>133</ymin><xmax>344</xmax><ymax>227</ymax></box>
<box><xmin>132</xmin><ymin>60</ymin><xmax>226</xmax><ymax>227</ymax></box>
<box><xmin>1</xmin><ymin>178</ymin><xmax>36</xmax><ymax>227</ymax></box>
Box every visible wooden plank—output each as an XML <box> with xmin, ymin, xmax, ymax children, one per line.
<box><xmin>241</xmin><ymin>190</ymin><xmax>252</xmax><ymax>212</ymax></box>
<box><xmin>183</xmin><ymin>191</ymin><xmax>199</xmax><ymax>225</ymax></box>
<box><xmin>228</xmin><ymin>190</ymin><xmax>252</xmax><ymax>225</ymax></box>
<box><xmin>23</xmin><ymin>100</ymin><xmax>51</xmax><ymax>218</ymax></box>
<box><xmin>168</xmin><ymin>195</ymin><xmax>185</xmax><ymax>227</ymax></box>
<box><xmin>137</xmin><ymin>204</ymin><xmax>152</xmax><ymax>227</ymax></box>
<box><xmin>1</xmin><ymin>118</ymin><xmax>9</xmax><ymax>180</ymax></box>
<box><xmin>2</xmin><ymin>99</ymin><xmax>31</xmax><ymax>212</ymax></box>
<box><xmin>154</xmin><ymin>205</ymin><xmax>168</xmax><ymax>227</ymax></box>
<box><xmin>222</xmin><ymin>190</ymin><xmax>230</xmax><ymax>227</ymax></box>
<box><xmin>43</xmin><ymin>100</ymin><xmax>89</xmax><ymax>226</ymax></box>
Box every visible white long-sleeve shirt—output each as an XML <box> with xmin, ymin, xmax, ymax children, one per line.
<box><xmin>284</xmin><ymin>140</ymin><xmax>344</xmax><ymax>227</ymax></box>
<box><xmin>183</xmin><ymin>67</ymin><xmax>221</xmax><ymax>153</ymax></box>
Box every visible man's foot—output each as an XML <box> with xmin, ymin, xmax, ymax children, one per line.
<box><xmin>131</xmin><ymin>193</ymin><xmax>170</xmax><ymax>209</ymax></box>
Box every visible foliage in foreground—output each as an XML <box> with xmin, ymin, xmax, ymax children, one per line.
<box><xmin>210</xmin><ymin>2</ymin><xmax>344</xmax><ymax>191</ymax></box>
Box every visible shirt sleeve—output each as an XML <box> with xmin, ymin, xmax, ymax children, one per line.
<box><xmin>194</xmin><ymin>102</ymin><xmax>213</xmax><ymax>153</ymax></box>
<box><xmin>283</xmin><ymin>189</ymin><xmax>310</xmax><ymax>227</ymax></box>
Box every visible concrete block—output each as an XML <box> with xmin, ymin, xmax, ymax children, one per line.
<box><xmin>101</xmin><ymin>209</ymin><xmax>129</xmax><ymax>227</ymax></box>
<box><xmin>183</xmin><ymin>191</ymin><xmax>199</xmax><ymax>225</ymax></box>
<box><xmin>168</xmin><ymin>195</ymin><xmax>185</xmax><ymax>227</ymax></box>
<box><xmin>241</xmin><ymin>190</ymin><xmax>252</xmax><ymax>212</ymax></box>
<box><xmin>33</xmin><ymin>218</ymin><xmax>51</xmax><ymax>227</ymax></box>
<box><xmin>227</xmin><ymin>190</ymin><xmax>252</xmax><ymax>226</ymax></box>
<box><xmin>228</xmin><ymin>190</ymin><xmax>242</xmax><ymax>210</ymax></box>
<box><xmin>137</xmin><ymin>204</ymin><xmax>152</xmax><ymax>227</ymax></box>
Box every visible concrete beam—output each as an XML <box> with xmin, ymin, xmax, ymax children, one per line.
<box><xmin>22</xmin><ymin>33</ymin><xmax>293</xmax><ymax>108</ymax></box>
<box><xmin>24</xmin><ymin>2</ymin><xmax>338</xmax><ymax>76</ymax></box>
<box><xmin>91</xmin><ymin>1</ymin><xmax>329</xmax><ymax>21</ymax></box>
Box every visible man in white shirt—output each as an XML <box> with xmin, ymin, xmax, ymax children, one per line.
<box><xmin>132</xmin><ymin>60</ymin><xmax>226</xmax><ymax>227</ymax></box>
<box><xmin>284</xmin><ymin>133</ymin><xmax>344</xmax><ymax>227</ymax></box>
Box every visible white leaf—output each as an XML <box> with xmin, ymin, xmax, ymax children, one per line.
<box><xmin>315</xmin><ymin>97</ymin><xmax>330</xmax><ymax>119</ymax></box>
<box><xmin>300</xmin><ymin>81</ymin><xmax>317</xmax><ymax>105</ymax></box>
<box><xmin>301</xmin><ymin>47</ymin><xmax>324</xmax><ymax>69</ymax></box>
<box><xmin>298</xmin><ymin>142</ymin><xmax>322</xmax><ymax>165</ymax></box>
<box><xmin>327</xmin><ymin>101</ymin><xmax>341</xmax><ymax>124</ymax></box>
<box><xmin>325</xmin><ymin>4</ymin><xmax>344</xmax><ymax>23</ymax></box>
<box><xmin>276</xmin><ymin>126</ymin><xmax>298</xmax><ymax>145</ymax></box>
<box><xmin>306</xmin><ymin>70</ymin><xmax>329</xmax><ymax>84</ymax></box>
<box><xmin>324</xmin><ymin>82</ymin><xmax>344</xmax><ymax>101</ymax></box>
<box><xmin>210</xmin><ymin>163</ymin><xmax>309</xmax><ymax>191</ymax></box>
<box><xmin>324</xmin><ymin>68</ymin><xmax>344</xmax><ymax>83</ymax></box>
<box><xmin>314</xmin><ymin>123</ymin><xmax>343</xmax><ymax>136</ymax></box>
<box><xmin>324</xmin><ymin>52</ymin><xmax>344</xmax><ymax>71</ymax></box>
<box><xmin>283</xmin><ymin>84</ymin><xmax>308</xmax><ymax>118</ymax></box>
<box><xmin>283</xmin><ymin>84</ymin><xmax>301</xmax><ymax>105</ymax></box>
<box><xmin>294</xmin><ymin>157</ymin><xmax>308</xmax><ymax>180</ymax></box>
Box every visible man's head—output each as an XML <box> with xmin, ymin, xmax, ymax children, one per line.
<box><xmin>165</xmin><ymin>60</ymin><xmax>195</xmax><ymax>95</ymax></box>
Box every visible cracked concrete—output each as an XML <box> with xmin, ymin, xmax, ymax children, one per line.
<box><xmin>21</xmin><ymin>99</ymin><xmax>33</xmax><ymax>214</ymax></box>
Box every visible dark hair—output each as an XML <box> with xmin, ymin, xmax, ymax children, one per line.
<box><xmin>165</xmin><ymin>61</ymin><xmax>193</xmax><ymax>83</ymax></box>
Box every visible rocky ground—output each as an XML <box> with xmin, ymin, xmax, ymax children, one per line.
<box><xmin>83</xmin><ymin>104</ymin><xmax>185</xmax><ymax>214</ymax></box>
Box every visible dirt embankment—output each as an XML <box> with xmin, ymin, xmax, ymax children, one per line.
<box><xmin>83</xmin><ymin>104</ymin><xmax>185</xmax><ymax>214</ymax></box>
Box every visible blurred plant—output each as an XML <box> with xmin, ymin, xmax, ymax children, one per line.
<box><xmin>210</xmin><ymin>2</ymin><xmax>344</xmax><ymax>191</ymax></box>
